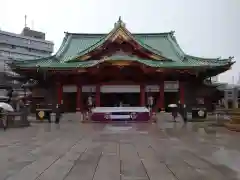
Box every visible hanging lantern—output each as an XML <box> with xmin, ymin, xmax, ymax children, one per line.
<box><xmin>87</xmin><ymin>96</ymin><xmax>93</xmax><ymax>106</ymax></box>
<box><xmin>148</xmin><ymin>96</ymin><xmax>154</xmax><ymax>107</ymax></box>
<box><xmin>130</xmin><ymin>112</ymin><xmax>137</xmax><ymax>120</ymax></box>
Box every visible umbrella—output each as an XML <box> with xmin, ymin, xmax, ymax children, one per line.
<box><xmin>168</xmin><ymin>104</ymin><xmax>177</xmax><ymax>108</ymax></box>
<box><xmin>0</xmin><ymin>102</ymin><xmax>14</xmax><ymax>112</ymax></box>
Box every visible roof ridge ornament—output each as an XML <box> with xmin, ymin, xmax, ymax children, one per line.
<box><xmin>182</xmin><ymin>56</ymin><xmax>188</xmax><ymax>62</ymax></box>
<box><xmin>170</xmin><ymin>31</ymin><xmax>175</xmax><ymax>36</ymax></box>
<box><xmin>114</xmin><ymin>16</ymin><xmax>126</xmax><ymax>28</ymax></box>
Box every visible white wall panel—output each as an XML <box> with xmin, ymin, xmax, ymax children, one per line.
<box><xmin>63</xmin><ymin>85</ymin><xmax>77</xmax><ymax>93</ymax></box>
<box><xmin>101</xmin><ymin>85</ymin><xmax>140</xmax><ymax>93</ymax></box>
<box><xmin>164</xmin><ymin>81</ymin><xmax>179</xmax><ymax>90</ymax></box>
<box><xmin>82</xmin><ymin>86</ymin><xmax>96</xmax><ymax>92</ymax></box>
<box><xmin>145</xmin><ymin>85</ymin><xmax>159</xmax><ymax>92</ymax></box>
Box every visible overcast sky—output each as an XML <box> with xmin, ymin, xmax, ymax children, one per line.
<box><xmin>0</xmin><ymin>0</ymin><xmax>239</xmax><ymax>83</ymax></box>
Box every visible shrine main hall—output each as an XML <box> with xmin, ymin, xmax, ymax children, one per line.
<box><xmin>10</xmin><ymin>18</ymin><xmax>234</xmax><ymax>112</ymax></box>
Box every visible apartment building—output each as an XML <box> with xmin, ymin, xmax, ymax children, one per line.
<box><xmin>0</xmin><ymin>27</ymin><xmax>54</xmax><ymax>96</ymax></box>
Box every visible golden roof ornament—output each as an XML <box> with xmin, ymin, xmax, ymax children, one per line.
<box><xmin>114</xmin><ymin>16</ymin><xmax>126</xmax><ymax>28</ymax></box>
<box><xmin>101</xmin><ymin>56</ymin><xmax>110</xmax><ymax>61</ymax></box>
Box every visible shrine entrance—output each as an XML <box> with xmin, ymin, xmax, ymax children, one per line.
<box><xmin>100</xmin><ymin>85</ymin><xmax>141</xmax><ymax>107</ymax></box>
<box><xmin>100</xmin><ymin>93</ymin><xmax>140</xmax><ymax>107</ymax></box>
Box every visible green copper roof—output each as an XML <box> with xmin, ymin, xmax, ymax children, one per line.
<box><xmin>54</xmin><ymin>32</ymin><xmax>183</xmax><ymax>63</ymax></box>
<box><xmin>11</xmin><ymin>53</ymin><xmax>232</xmax><ymax>70</ymax></box>
<box><xmin>52</xmin><ymin>17</ymin><xmax>185</xmax><ymax>62</ymax></box>
<box><xmin>10</xmin><ymin>17</ymin><xmax>233</xmax><ymax>71</ymax></box>
<box><xmin>41</xmin><ymin>31</ymin><xmax>232</xmax><ymax>66</ymax></box>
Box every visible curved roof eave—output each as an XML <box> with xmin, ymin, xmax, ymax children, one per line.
<box><xmin>14</xmin><ymin>57</ymin><xmax>234</xmax><ymax>70</ymax></box>
<box><xmin>165</xmin><ymin>33</ymin><xmax>185</xmax><ymax>60</ymax></box>
<box><xmin>185</xmin><ymin>55</ymin><xmax>234</xmax><ymax>65</ymax></box>
<box><xmin>54</xmin><ymin>33</ymin><xmax>73</xmax><ymax>58</ymax></box>
<box><xmin>166</xmin><ymin>33</ymin><xmax>235</xmax><ymax>66</ymax></box>
<box><xmin>185</xmin><ymin>54</ymin><xmax>232</xmax><ymax>61</ymax></box>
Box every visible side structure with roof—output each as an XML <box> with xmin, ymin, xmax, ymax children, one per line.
<box><xmin>0</xmin><ymin>26</ymin><xmax>54</xmax><ymax>101</ymax></box>
<box><xmin>9</xmin><ymin>17</ymin><xmax>234</xmax><ymax>112</ymax></box>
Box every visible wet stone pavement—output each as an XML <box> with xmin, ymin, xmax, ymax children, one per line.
<box><xmin>0</xmin><ymin>117</ymin><xmax>240</xmax><ymax>180</ymax></box>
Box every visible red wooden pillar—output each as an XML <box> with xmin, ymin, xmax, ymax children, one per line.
<box><xmin>57</xmin><ymin>82</ymin><xmax>63</xmax><ymax>105</ymax></box>
<box><xmin>76</xmin><ymin>84</ymin><xmax>82</xmax><ymax>111</ymax></box>
<box><xmin>179</xmin><ymin>81</ymin><xmax>185</xmax><ymax>104</ymax></box>
<box><xmin>95</xmin><ymin>84</ymin><xmax>101</xmax><ymax>107</ymax></box>
<box><xmin>159</xmin><ymin>81</ymin><xmax>165</xmax><ymax>111</ymax></box>
<box><xmin>140</xmin><ymin>84</ymin><xmax>145</xmax><ymax>106</ymax></box>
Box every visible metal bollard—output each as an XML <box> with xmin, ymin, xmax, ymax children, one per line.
<box><xmin>50</xmin><ymin>113</ymin><xmax>56</xmax><ymax>123</ymax></box>
<box><xmin>76</xmin><ymin>111</ymin><xmax>82</xmax><ymax>122</ymax></box>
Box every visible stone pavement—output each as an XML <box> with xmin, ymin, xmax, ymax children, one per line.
<box><xmin>0</xmin><ymin>118</ymin><xmax>240</xmax><ymax>180</ymax></box>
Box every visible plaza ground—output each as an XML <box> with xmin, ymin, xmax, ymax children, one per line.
<box><xmin>0</xmin><ymin>115</ymin><xmax>240</xmax><ymax>180</ymax></box>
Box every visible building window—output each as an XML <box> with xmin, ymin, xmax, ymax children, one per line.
<box><xmin>24</xmin><ymin>39</ymin><xmax>31</xmax><ymax>44</ymax></box>
<box><xmin>1</xmin><ymin>51</ymin><xmax>10</xmax><ymax>56</ymax></box>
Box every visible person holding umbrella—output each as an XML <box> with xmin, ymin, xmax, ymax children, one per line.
<box><xmin>168</xmin><ymin>103</ymin><xmax>178</xmax><ymax>122</ymax></box>
<box><xmin>0</xmin><ymin>102</ymin><xmax>14</xmax><ymax>131</ymax></box>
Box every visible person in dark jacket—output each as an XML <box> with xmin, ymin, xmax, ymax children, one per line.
<box><xmin>182</xmin><ymin>104</ymin><xmax>188</xmax><ymax>123</ymax></box>
<box><xmin>171</xmin><ymin>102</ymin><xmax>179</xmax><ymax>122</ymax></box>
<box><xmin>55</xmin><ymin>104</ymin><xmax>61</xmax><ymax>124</ymax></box>
<box><xmin>172</xmin><ymin>107</ymin><xmax>178</xmax><ymax>122</ymax></box>
<box><xmin>178</xmin><ymin>102</ymin><xmax>188</xmax><ymax>123</ymax></box>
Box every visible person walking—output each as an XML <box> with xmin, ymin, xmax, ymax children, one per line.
<box><xmin>177</xmin><ymin>102</ymin><xmax>188</xmax><ymax>123</ymax></box>
<box><xmin>55</xmin><ymin>104</ymin><xmax>61</xmax><ymax>124</ymax></box>
<box><xmin>171</xmin><ymin>106</ymin><xmax>178</xmax><ymax>122</ymax></box>
<box><xmin>0</xmin><ymin>108</ymin><xmax>7</xmax><ymax>131</ymax></box>
<box><xmin>182</xmin><ymin>104</ymin><xmax>188</xmax><ymax>123</ymax></box>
